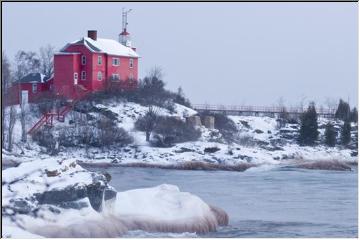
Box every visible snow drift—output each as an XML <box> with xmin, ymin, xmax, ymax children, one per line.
<box><xmin>25</xmin><ymin>184</ymin><xmax>229</xmax><ymax>237</ymax></box>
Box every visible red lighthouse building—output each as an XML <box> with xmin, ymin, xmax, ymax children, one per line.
<box><xmin>54</xmin><ymin>28</ymin><xmax>139</xmax><ymax>100</ymax></box>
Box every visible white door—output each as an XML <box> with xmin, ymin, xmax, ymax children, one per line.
<box><xmin>21</xmin><ymin>90</ymin><xmax>28</xmax><ymax>105</ymax></box>
<box><xmin>74</xmin><ymin>72</ymin><xmax>78</xmax><ymax>85</ymax></box>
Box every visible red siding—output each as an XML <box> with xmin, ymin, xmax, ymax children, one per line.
<box><xmin>4</xmin><ymin>79</ymin><xmax>54</xmax><ymax>106</ymax></box>
<box><xmin>53</xmin><ymin>41</ymin><xmax>139</xmax><ymax>100</ymax></box>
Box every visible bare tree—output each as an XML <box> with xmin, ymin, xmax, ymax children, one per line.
<box><xmin>20</xmin><ymin>104</ymin><xmax>27</xmax><ymax>142</ymax></box>
<box><xmin>2</xmin><ymin>51</ymin><xmax>12</xmax><ymax>148</ymax></box>
<box><xmin>14</xmin><ymin>50</ymin><xmax>41</xmax><ymax>81</ymax></box>
<box><xmin>7</xmin><ymin>107</ymin><xmax>17</xmax><ymax>152</ymax></box>
<box><xmin>14</xmin><ymin>51</ymin><xmax>41</xmax><ymax>143</ymax></box>
<box><xmin>135</xmin><ymin>106</ymin><xmax>158</xmax><ymax>142</ymax></box>
<box><xmin>325</xmin><ymin>97</ymin><xmax>338</xmax><ymax>112</ymax></box>
<box><xmin>39</xmin><ymin>45</ymin><xmax>55</xmax><ymax>77</ymax></box>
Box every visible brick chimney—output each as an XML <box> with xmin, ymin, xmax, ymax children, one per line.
<box><xmin>88</xmin><ymin>30</ymin><xmax>97</xmax><ymax>41</ymax></box>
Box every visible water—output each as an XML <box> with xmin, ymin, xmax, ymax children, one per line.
<box><xmin>85</xmin><ymin>165</ymin><xmax>358</xmax><ymax>238</ymax></box>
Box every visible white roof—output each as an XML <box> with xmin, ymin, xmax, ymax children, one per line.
<box><xmin>67</xmin><ymin>37</ymin><xmax>139</xmax><ymax>58</ymax></box>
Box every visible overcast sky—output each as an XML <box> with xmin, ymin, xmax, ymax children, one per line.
<box><xmin>3</xmin><ymin>2</ymin><xmax>358</xmax><ymax>107</ymax></box>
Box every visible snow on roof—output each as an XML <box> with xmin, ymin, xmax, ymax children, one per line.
<box><xmin>65</xmin><ymin>37</ymin><xmax>139</xmax><ymax>58</ymax></box>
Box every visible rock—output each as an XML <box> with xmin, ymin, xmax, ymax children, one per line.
<box><xmin>86</xmin><ymin>182</ymin><xmax>106</xmax><ymax>212</ymax></box>
<box><xmin>57</xmin><ymin>200</ymin><xmax>89</xmax><ymax>210</ymax></box>
<box><xmin>204</xmin><ymin>147</ymin><xmax>220</xmax><ymax>153</ymax></box>
<box><xmin>254</xmin><ymin>129</ymin><xmax>263</xmax><ymax>134</ymax></box>
<box><xmin>296</xmin><ymin>160</ymin><xmax>352</xmax><ymax>171</ymax></box>
<box><xmin>104</xmin><ymin>188</ymin><xmax>117</xmax><ymax>201</ymax></box>
<box><xmin>240</xmin><ymin>120</ymin><xmax>250</xmax><ymax>129</ymax></box>
<box><xmin>45</xmin><ymin>169</ymin><xmax>61</xmax><ymax>177</ymax></box>
<box><xmin>35</xmin><ymin>185</ymin><xmax>87</xmax><ymax>205</ymax></box>
<box><xmin>174</xmin><ymin>147</ymin><xmax>194</xmax><ymax>153</ymax></box>
<box><xmin>9</xmin><ymin>199</ymin><xmax>34</xmax><ymax>214</ymax></box>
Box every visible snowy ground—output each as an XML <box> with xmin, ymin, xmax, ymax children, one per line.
<box><xmin>2</xmin><ymin>100</ymin><xmax>357</xmax><ymax>237</ymax></box>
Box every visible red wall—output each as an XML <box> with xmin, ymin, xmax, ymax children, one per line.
<box><xmin>4</xmin><ymin>79</ymin><xmax>53</xmax><ymax>106</ymax></box>
<box><xmin>63</xmin><ymin>44</ymin><xmax>94</xmax><ymax>91</ymax></box>
<box><xmin>54</xmin><ymin>54</ymin><xmax>80</xmax><ymax>99</ymax></box>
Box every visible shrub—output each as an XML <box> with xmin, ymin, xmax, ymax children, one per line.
<box><xmin>341</xmin><ymin>121</ymin><xmax>351</xmax><ymax>146</ymax></box>
<box><xmin>32</xmin><ymin>126</ymin><xmax>59</xmax><ymax>155</ymax></box>
<box><xmin>199</xmin><ymin>112</ymin><xmax>238</xmax><ymax>143</ymax></box>
<box><xmin>148</xmin><ymin>116</ymin><xmax>201</xmax><ymax>147</ymax></box>
<box><xmin>77</xmin><ymin>68</ymin><xmax>192</xmax><ymax>112</ymax></box>
<box><xmin>154</xmin><ymin>116</ymin><xmax>201</xmax><ymax>145</ymax></box>
<box><xmin>58</xmin><ymin>117</ymin><xmax>133</xmax><ymax>148</ymax></box>
<box><xmin>350</xmin><ymin>107</ymin><xmax>358</xmax><ymax>123</ymax></box>
<box><xmin>335</xmin><ymin>99</ymin><xmax>351</xmax><ymax>121</ymax></box>
<box><xmin>324</xmin><ymin>122</ymin><xmax>337</xmax><ymax>147</ymax></box>
<box><xmin>298</xmin><ymin>103</ymin><xmax>319</xmax><ymax>146</ymax></box>
<box><xmin>96</xmin><ymin>116</ymin><xmax>133</xmax><ymax>147</ymax></box>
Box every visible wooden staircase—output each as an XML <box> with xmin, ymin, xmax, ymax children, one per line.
<box><xmin>28</xmin><ymin>103</ymin><xmax>74</xmax><ymax>135</ymax></box>
<box><xmin>28</xmin><ymin>84</ymin><xmax>89</xmax><ymax>135</ymax></box>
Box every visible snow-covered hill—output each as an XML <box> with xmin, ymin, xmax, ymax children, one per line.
<box><xmin>2</xmin><ymin>100</ymin><xmax>357</xmax><ymax>168</ymax></box>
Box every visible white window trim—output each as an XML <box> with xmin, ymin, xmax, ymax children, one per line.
<box><xmin>81</xmin><ymin>71</ymin><xmax>86</xmax><ymax>80</ymax></box>
<box><xmin>112</xmin><ymin>58</ymin><xmax>120</xmax><ymax>66</ymax></box>
<box><xmin>129</xmin><ymin>58</ymin><xmax>134</xmax><ymax>68</ymax></box>
<box><xmin>98</xmin><ymin>55</ymin><xmax>102</xmax><ymax>65</ymax></box>
<box><xmin>32</xmin><ymin>83</ymin><xmax>37</xmax><ymax>93</ymax></box>
<box><xmin>97</xmin><ymin>71</ymin><xmax>102</xmax><ymax>81</ymax></box>
<box><xmin>81</xmin><ymin>55</ymin><xmax>86</xmax><ymax>65</ymax></box>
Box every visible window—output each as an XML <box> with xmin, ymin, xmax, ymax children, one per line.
<box><xmin>129</xmin><ymin>58</ymin><xmax>134</xmax><ymax>68</ymax></box>
<box><xmin>112</xmin><ymin>74</ymin><xmax>120</xmax><ymax>81</ymax></box>
<box><xmin>129</xmin><ymin>73</ymin><xmax>134</xmax><ymax>79</ymax></box>
<box><xmin>81</xmin><ymin>71</ymin><xmax>86</xmax><ymax>80</ymax></box>
<box><xmin>32</xmin><ymin>83</ymin><xmax>37</xmax><ymax>93</ymax></box>
<box><xmin>97</xmin><ymin>71</ymin><xmax>102</xmax><ymax>81</ymax></box>
<box><xmin>81</xmin><ymin>55</ymin><xmax>86</xmax><ymax>65</ymax></box>
<box><xmin>74</xmin><ymin>72</ymin><xmax>78</xmax><ymax>85</ymax></box>
<box><xmin>112</xmin><ymin>58</ymin><xmax>120</xmax><ymax>66</ymax></box>
<box><xmin>98</xmin><ymin>55</ymin><xmax>102</xmax><ymax>65</ymax></box>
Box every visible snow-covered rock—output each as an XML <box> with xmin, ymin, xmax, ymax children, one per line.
<box><xmin>4</xmin><ymin>184</ymin><xmax>228</xmax><ymax>238</ymax></box>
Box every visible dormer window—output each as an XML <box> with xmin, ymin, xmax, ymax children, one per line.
<box><xmin>129</xmin><ymin>58</ymin><xmax>134</xmax><ymax>68</ymax></box>
<box><xmin>112</xmin><ymin>58</ymin><xmax>120</xmax><ymax>66</ymax></box>
<box><xmin>81</xmin><ymin>55</ymin><xmax>86</xmax><ymax>65</ymax></box>
<box><xmin>98</xmin><ymin>55</ymin><xmax>102</xmax><ymax>65</ymax></box>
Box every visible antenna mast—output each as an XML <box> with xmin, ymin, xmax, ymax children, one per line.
<box><xmin>122</xmin><ymin>7</ymin><xmax>132</xmax><ymax>32</ymax></box>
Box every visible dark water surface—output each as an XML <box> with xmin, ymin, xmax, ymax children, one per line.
<box><xmin>85</xmin><ymin>165</ymin><xmax>358</xmax><ymax>238</ymax></box>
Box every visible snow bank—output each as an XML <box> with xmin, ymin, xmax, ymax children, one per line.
<box><xmin>2</xmin><ymin>158</ymin><xmax>93</xmax><ymax>206</ymax></box>
<box><xmin>23</xmin><ymin>184</ymin><xmax>228</xmax><ymax>237</ymax></box>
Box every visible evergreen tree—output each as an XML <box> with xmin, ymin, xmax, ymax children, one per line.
<box><xmin>335</xmin><ymin>99</ymin><xmax>350</xmax><ymax>121</ymax></box>
<box><xmin>298</xmin><ymin>103</ymin><xmax>319</xmax><ymax>146</ymax></box>
<box><xmin>341</xmin><ymin>121</ymin><xmax>351</xmax><ymax>145</ymax></box>
<box><xmin>324</xmin><ymin>122</ymin><xmax>337</xmax><ymax>147</ymax></box>
<box><xmin>350</xmin><ymin>107</ymin><xmax>358</xmax><ymax>123</ymax></box>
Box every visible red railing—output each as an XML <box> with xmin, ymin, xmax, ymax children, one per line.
<box><xmin>28</xmin><ymin>105</ymin><xmax>73</xmax><ymax>134</ymax></box>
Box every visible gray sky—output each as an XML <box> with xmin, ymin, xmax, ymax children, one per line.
<box><xmin>3</xmin><ymin>2</ymin><xmax>358</xmax><ymax>107</ymax></box>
